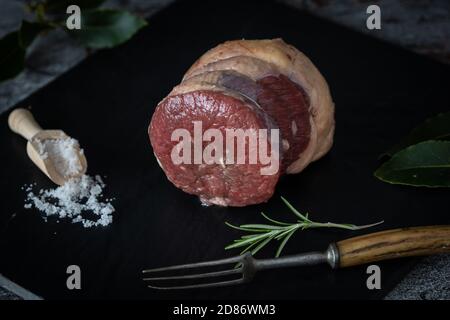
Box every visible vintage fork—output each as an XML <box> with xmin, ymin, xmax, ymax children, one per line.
<box><xmin>142</xmin><ymin>225</ymin><xmax>450</xmax><ymax>290</ymax></box>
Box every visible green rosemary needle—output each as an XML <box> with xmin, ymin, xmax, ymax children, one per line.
<box><xmin>225</xmin><ymin>197</ymin><xmax>384</xmax><ymax>258</ymax></box>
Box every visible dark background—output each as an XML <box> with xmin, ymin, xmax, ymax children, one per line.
<box><xmin>0</xmin><ymin>0</ymin><xmax>449</xmax><ymax>300</ymax></box>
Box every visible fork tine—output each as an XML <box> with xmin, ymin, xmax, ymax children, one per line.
<box><xmin>142</xmin><ymin>255</ymin><xmax>242</xmax><ymax>274</ymax></box>
<box><xmin>147</xmin><ymin>278</ymin><xmax>245</xmax><ymax>290</ymax></box>
<box><xmin>143</xmin><ymin>267</ymin><xmax>242</xmax><ymax>281</ymax></box>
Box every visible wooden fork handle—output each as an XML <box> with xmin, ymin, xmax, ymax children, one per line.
<box><xmin>8</xmin><ymin>108</ymin><xmax>42</xmax><ymax>141</ymax></box>
<box><xmin>336</xmin><ymin>225</ymin><xmax>450</xmax><ymax>268</ymax></box>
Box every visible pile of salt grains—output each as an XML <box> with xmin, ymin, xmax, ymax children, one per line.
<box><xmin>23</xmin><ymin>138</ymin><xmax>114</xmax><ymax>227</ymax></box>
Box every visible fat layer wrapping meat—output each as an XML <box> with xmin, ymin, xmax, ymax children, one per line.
<box><xmin>149</xmin><ymin>39</ymin><xmax>335</xmax><ymax>207</ymax></box>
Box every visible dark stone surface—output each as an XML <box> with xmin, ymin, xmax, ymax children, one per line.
<box><xmin>0</xmin><ymin>0</ymin><xmax>449</xmax><ymax>300</ymax></box>
<box><xmin>281</xmin><ymin>0</ymin><xmax>450</xmax><ymax>64</ymax></box>
<box><xmin>386</xmin><ymin>254</ymin><xmax>450</xmax><ymax>300</ymax></box>
<box><xmin>0</xmin><ymin>287</ymin><xmax>21</xmax><ymax>300</ymax></box>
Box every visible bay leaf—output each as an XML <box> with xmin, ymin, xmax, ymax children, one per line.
<box><xmin>386</xmin><ymin>112</ymin><xmax>450</xmax><ymax>157</ymax></box>
<box><xmin>375</xmin><ymin>140</ymin><xmax>450</xmax><ymax>187</ymax></box>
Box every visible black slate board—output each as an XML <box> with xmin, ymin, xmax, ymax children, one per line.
<box><xmin>0</xmin><ymin>0</ymin><xmax>449</xmax><ymax>300</ymax></box>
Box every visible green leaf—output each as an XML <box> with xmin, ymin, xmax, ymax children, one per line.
<box><xmin>239</xmin><ymin>238</ymin><xmax>264</xmax><ymax>255</ymax></box>
<box><xmin>275</xmin><ymin>229</ymin><xmax>296</xmax><ymax>258</ymax></box>
<box><xmin>375</xmin><ymin>140</ymin><xmax>450</xmax><ymax>187</ymax></box>
<box><xmin>385</xmin><ymin>112</ymin><xmax>450</xmax><ymax>157</ymax></box>
<box><xmin>19</xmin><ymin>20</ymin><xmax>52</xmax><ymax>48</ymax></box>
<box><xmin>239</xmin><ymin>224</ymin><xmax>285</xmax><ymax>230</ymax></box>
<box><xmin>224</xmin><ymin>222</ymin><xmax>268</xmax><ymax>233</ymax></box>
<box><xmin>274</xmin><ymin>227</ymin><xmax>297</xmax><ymax>240</ymax></box>
<box><xmin>0</xmin><ymin>20</ymin><xmax>54</xmax><ymax>83</ymax></box>
<box><xmin>280</xmin><ymin>196</ymin><xmax>310</xmax><ymax>221</ymax></box>
<box><xmin>250</xmin><ymin>236</ymin><xmax>274</xmax><ymax>256</ymax></box>
<box><xmin>260</xmin><ymin>212</ymin><xmax>291</xmax><ymax>226</ymax></box>
<box><xmin>67</xmin><ymin>9</ymin><xmax>147</xmax><ymax>49</ymax></box>
<box><xmin>0</xmin><ymin>31</ymin><xmax>25</xmax><ymax>82</ymax></box>
<box><xmin>45</xmin><ymin>0</ymin><xmax>106</xmax><ymax>14</ymax></box>
<box><xmin>224</xmin><ymin>233</ymin><xmax>270</xmax><ymax>250</ymax></box>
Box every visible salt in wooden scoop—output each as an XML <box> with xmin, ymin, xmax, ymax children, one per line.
<box><xmin>8</xmin><ymin>108</ymin><xmax>87</xmax><ymax>185</ymax></box>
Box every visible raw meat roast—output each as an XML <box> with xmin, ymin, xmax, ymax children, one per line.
<box><xmin>149</xmin><ymin>39</ymin><xmax>335</xmax><ymax>207</ymax></box>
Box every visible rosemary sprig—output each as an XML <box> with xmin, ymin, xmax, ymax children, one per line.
<box><xmin>225</xmin><ymin>197</ymin><xmax>383</xmax><ymax>258</ymax></box>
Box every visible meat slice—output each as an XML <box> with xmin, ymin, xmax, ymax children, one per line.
<box><xmin>256</xmin><ymin>74</ymin><xmax>311</xmax><ymax>172</ymax></box>
<box><xmin>149</xmin><ymin>81</ymin><xmax>280</xmax><ymax>207</ymax></box>
<box><xmin>183</xmin><ymin>70</ymin><xmax>311</xmax><ymax>173</ymax></box>
<box><xmin>148</xmin><ymin>39</ymin><xmax>335</xmax><ymax>207</ymax></box>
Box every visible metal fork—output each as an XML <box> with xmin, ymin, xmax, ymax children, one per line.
<box><xmin>142</xmin><ymin>225</ymin><xmax>450</xmax><ymax>290</ymax></box>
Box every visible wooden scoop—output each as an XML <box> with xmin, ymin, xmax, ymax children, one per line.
<box><xmin>8</xmin><ymin>108</ymin><xmax>87</xmax><ymax>185</ymax></box>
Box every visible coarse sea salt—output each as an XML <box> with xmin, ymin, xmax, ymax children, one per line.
<box><xmin>36</xmin><ymin>137</ymin><xmax>83</xmax><ymax>177</ymax></box>
<box><xmin>23</xmin><ymin>175</ymin><xmax>114</xmax><ymax>228</ymax></box>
